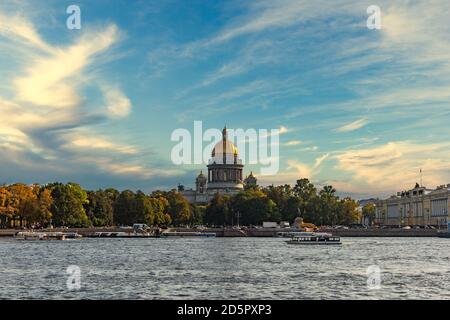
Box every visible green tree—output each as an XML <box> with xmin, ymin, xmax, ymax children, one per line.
<box><xmin>165</xmin><ymin>190</ymin><xmax>192</xmax><ymax>226</ymax></box>
<box><xmin>337</xmin><ymin>197</ymin><xmax>360</xmax><ymax>225</ymax></box>
<box><xmin>231</xmin><ymin>189</ymin><xmax>278</xmax><ymax>226</ymax></box>
<box><xmin>293</xmin><ymin>179</ymin><xmax>317</xmax><ymax>218</ymax></box>
<box><xmin>264</xmin><ymin>184</ymin><xmax>300</xmax><ymax>223</ymax></box>
<box><xmin>191</xmin><ymin>204</ymin><xmax>205</xmax><ymax>226</ymax></box>
<box><xmin>318</xmin><ymin>185</ymin><xmax>338</xmax><ymax>225</ymax></box>
<box><xmin>85</xmin><ymin>190</ymin><xmax>114</xmax><ymax>226</ymax></box>
<box><xmin>362</xmin><ymin>203</ymin><xmax>376</xmax><ymax>225</ymax></box>
<box><xmin>204</xmin><ymin>192</ymin><xmax>229</xmax><ymax>226</ymax></box>
<box><xmin>113</xmin><ymin>190</ymin><xmax>136</xmax><ymax>226</ymax></box>
<box><xmin>50</xmin><ymin>183</ymin><xmax>90</xmax><ymax>227</ymax></box>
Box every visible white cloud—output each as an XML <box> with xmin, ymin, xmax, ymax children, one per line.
<box><xmin>61</xmin><ymin>133</ymin><xmax>138</xmax><ymax>155</ymax></box>
<box><xmin>334</xmin><ymin>141</ymin><xmax>450</xmax><ymax>193</ymax></box>
<box><xmin>0</xmin><ymin>10</ymin><xmax>162</xmax><ymax>181</ymax></box>
<box><xmin>14</xmin><ymin>25</ymin><xmax>119</xmax><ymax>108</ymax></box>
<box><xmin>259</xmin><ymin>153</ymin><xmax>329</xmax><ymax>186</ymax></box>
<box><xmin>102</xmin><ymin>86</ymin><xmax>132</xmax><ymax>118</ymax></box>
<box><xmin>285</xmin><ymin>140</ymin><xmax>302</xmax><ymax>146</ymax></box>
<box><xmin>0</xmin><ymin>13</ymin><xmax>54</xmax><ymax>53</ymax></box>
<box><xmin>336</xmin><ymin>117</ymin><xmax>368</xmax><ymax>132</ymax></box>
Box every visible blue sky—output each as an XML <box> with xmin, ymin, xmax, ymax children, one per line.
<box><xmin>1</xmin><ymin>0</ymin><xmax>450</xmax><ymax>198</ymax></box>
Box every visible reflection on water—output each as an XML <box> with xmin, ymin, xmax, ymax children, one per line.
<box><xmin>0</xmin><ymin>237</ymin><xmax>449</xmax><ymax>299</ymax></box>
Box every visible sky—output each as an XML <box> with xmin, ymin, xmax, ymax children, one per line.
<box><xmin>1</xmin><ymin>0</ymin><xmax>450</xmax><ymax>199</ymax></box>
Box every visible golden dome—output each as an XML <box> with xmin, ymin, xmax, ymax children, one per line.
<box><xmin>211</xmin><ymin>126</ymin><xmax>238</xmax><ymax>156</ymax></box>
<box><xmin>212</xmin><ymin>139</ymin><xmax>238</xmax><ymax>156</ymax></box>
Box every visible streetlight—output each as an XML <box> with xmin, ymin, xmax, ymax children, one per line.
<box><xmin>236</xmin><ymin>211</ymin><xmax>241</xmax><ymax>229</ymax></box>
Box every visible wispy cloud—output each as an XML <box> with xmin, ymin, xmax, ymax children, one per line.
<box><xmin>336</xmin><ymin>117</ymin><xmax>368</xmax><ymax>132</ymax></box>
<box><xmin>0</xmin><ymin>8</ymin><xmax>173</xmax><ymax>181</ymax></box>
<box><xmin>334</xmin><ymin>141</ymin><xmax>450</xmax><ymax>194</ymax></box>
<box><xmin>285</xmin><ymin>140</ymin><xmax>302</xmax><ymax>146</ymax></box>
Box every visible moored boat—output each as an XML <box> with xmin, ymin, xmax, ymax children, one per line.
<box><xmin>86</xmin><ymin>231</ymin><xmax>159</xmax><ymax>238</ymax></box>
<box><xmin>161</xmin><ymin>231</ymin><xmax>216</xmax><ymax>237</ymax></box>
<box><xmin>15</xmin><ymin>231</ymin><xmax>68</xmax><ymax>240</ymax></box>
<box><xmin>286</xmin><ymin>232</ymin><xmax>341</xmax><ymax>245</ymax></box>
<box><xmin>15</xmin><ymin>231</ymin><xmax>82</xmax><ymax>240</ymax></box>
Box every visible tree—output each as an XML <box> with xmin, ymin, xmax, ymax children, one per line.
<box><xmin>263</xmin><ymin>184</ymin><xmax>300</xmax><ymax>223</ymax></box>
<box><xmin>85</xmin><ymin>190</ymin><xmax>114</xmax><ymax>226</ymax></box>
<box><xmin>0</xmin><ymin>186</ymin><xmax>13</xmax><ymax>228</ymax></box>
<box><xmin>6</xmin><ymin>183</ymin><xmax>37</xmax><ymax>227</ymax></box>
<box><xmin>135</xmin><ymin>190</ymin><xmax>154</xmax><ymax>225</ymax></box>
<box><xmin>293</xmin><ymin>179</ymin><xmax>317</xmax><ymax>218</ymax></box>
<box><xmin>50</xmin><ymin>183</ymin><xmax>90</xmax><ymax>227</ymax></box>
<box><xmin>113</xmin><ymin>190</ymin><xmax>137</xmax><ymax>226</ymax></box>
<box><xmin>27</xmin><ymin>186</ymin><xmax>53</xmax><ymax>227</ymax></box>
<box><xmin>318</xmin><ymin>185</ymin><xmax>338</xmax><ymax>225</ymax></box>
<box><xmin>204</xmin><ymin>192</ymin><xmax>230</xmax><ymax>226</ymax></box>
<box><xmin>165</xmin><ymin>190</ymin><xmax>192</xmax><ymax>226</ymax></box>
<box><xmin>191</xmin><ymin>204</ymin><xmax>205</xmax><ymax>226</ymax></box>
<box><xmin>149</xmin><ymin>196</ymin><xmax>170</xmax><ymax>226</ymax></box>
<box><xmin>362</xmin><ymin>203</ymin><xmax>376</xmax><ymax>225</ymax></box>
<box><xmin>230</xmin><ymin>189</ymin><xmax>278</xmax><ymax>226</ymax></box>
<box><xmin>337</xmin><ymin>197</ymin><xmax>360</xmax><ymax>225</ymax></box>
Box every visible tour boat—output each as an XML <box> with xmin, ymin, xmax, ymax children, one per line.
<box><xmin>15</xmin><ymin>231</ymin><xmax>82</xmax><ymax>240</ymax></box>
<box><xmin>15</xmin><ymin>231</ymin><xmax>66</xmax><ymax>241</ymax></box>
<box><xmin>286</xmin><ymin>232</ymin><xmax>341</xmax><ymax>245</ymax></box>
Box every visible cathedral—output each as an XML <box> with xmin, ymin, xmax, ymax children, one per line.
<box><xmin>181</xmin><ymin>126</ymin><xmax>257</xmax><ymax>204</ymax></box>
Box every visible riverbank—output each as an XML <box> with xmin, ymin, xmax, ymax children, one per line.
<box><xmin>0</xmin><ymin>227</ymin><xmax>444</xmax><ymax>237</ymax></box>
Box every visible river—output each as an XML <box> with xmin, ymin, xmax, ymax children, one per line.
<box><xmin>0</xmin><ymin>237</ymin><xmax>449</xmax><ymax>299</ymax></box>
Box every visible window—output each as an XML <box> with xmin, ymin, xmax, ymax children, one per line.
<box><xmin>431</xmin><ymin>199</ymin><xmax>448</xmax><ymax>217</ymax></box>
<box><xmin>413</xmin><ymin>202</ymin><xmax>423</xmax><ymax>217</ymax></box>
<box><xmin>387</xmin><ymin>205</ymin><xmax>398</xmax><ymax>218</ymax></box>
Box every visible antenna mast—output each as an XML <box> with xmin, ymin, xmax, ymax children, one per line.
<box><xmin>420</xmin><ymin>168</ymin><xmax>423</xmax><ymax>187</ymax></box>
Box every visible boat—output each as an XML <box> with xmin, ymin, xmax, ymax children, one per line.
<box><xmin>161</xmin><ymin>231</ymin><xmax>216</xmax><ymax>237</ymax></box>
<box><xmin>15</xmin><ymin>231</ymin><xmax>82</xmax><ymax>240</ymax></box>
<box><xmin>277</xmin><ymin>231</ymin><xmax>316</xmax><ymax>238</ymax></box>
<box><xmin>15</xmin><ymin>231</ymin><xmax>66</xmax><ymax>240</ymax></box>
<box><xmin>286</xmin><ymin>232</ymin><xmax>341</xmax><ymax>245</ymax></box>
<box><xmin>86</xmin><ymin>231</ymin><xmax>160</xmax><ymax>238</ymax></box>
<box><xmin>15</xmin><ymin>231</ymin><xmax>45</xmax><ymax>240</ymax></box>
<box><xmin>63</xmin><ymin>232</ymin><xmax>83</xmax><ymax>239</ymax></box>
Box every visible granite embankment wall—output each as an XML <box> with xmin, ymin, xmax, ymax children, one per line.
<box><xmin>0</xmin><ymin>227</ymin><xmax>442</xmax><ymax>237</ymax></box>
<box><xmin>171</xmin><ymin>227</ymin><xmax>440</xmax><ymax>237</ymax></box>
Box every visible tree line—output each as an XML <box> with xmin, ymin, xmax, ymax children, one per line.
<box><xmin>0</xmin><ymin>179</ymin><xmax>371</xmax><ymax>229</ymax></box>
<box><xmin>0</xmin><ymin>183</ymin><xmax>194</xmax><ymax>228</ymax></box>
<box><xmin>204</xmin><ymin>179</ymin><xmax>364</xmax><ymax>227</ymax></box>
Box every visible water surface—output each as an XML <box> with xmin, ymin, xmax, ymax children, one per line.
<box><xmin>0</xmin><ymin>237</ymin><xmax>449</xmax><ymax>299</ymax></box>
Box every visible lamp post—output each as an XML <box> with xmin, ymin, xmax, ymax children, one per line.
<box><xmin>236</xmin><ymin>211</ymin><xmax>241</xmax><ymax>229</ymax></box>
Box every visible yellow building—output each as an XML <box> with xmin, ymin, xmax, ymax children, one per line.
<box><xmin>375</xmin><ymin>184</ymin><xmax>450</xmax><ymax>227</ymax></box>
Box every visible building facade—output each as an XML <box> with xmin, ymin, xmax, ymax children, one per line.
<box><xmin>181</xmin><ymin>126</ymin><xmax>256</xmax><ymax>204</ymax></box>
<box><xmin>375</xmin><ymin>183</ymin><xmax>450</xmax><ymax>227</ymax></box>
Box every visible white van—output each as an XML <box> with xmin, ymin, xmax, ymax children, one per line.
<box><xmin>133</xmin><ymin>224</ymin><xmax>149</xmax><ymax>230</ymax></box>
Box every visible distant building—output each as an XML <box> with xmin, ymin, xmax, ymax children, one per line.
<box><xmin>375</xmin><ymin>183</ymin><xmax>450</xmax><ymax>227</ymax></box>
<box><xmin>244</xmin><ymin>171</ymin><xmax>257</xmax><ymax>188</ymax></box>
<box><xmin>181</xmin><ymin>126</ymin><xmax>257</xmax><ymax>204</ymax></box>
